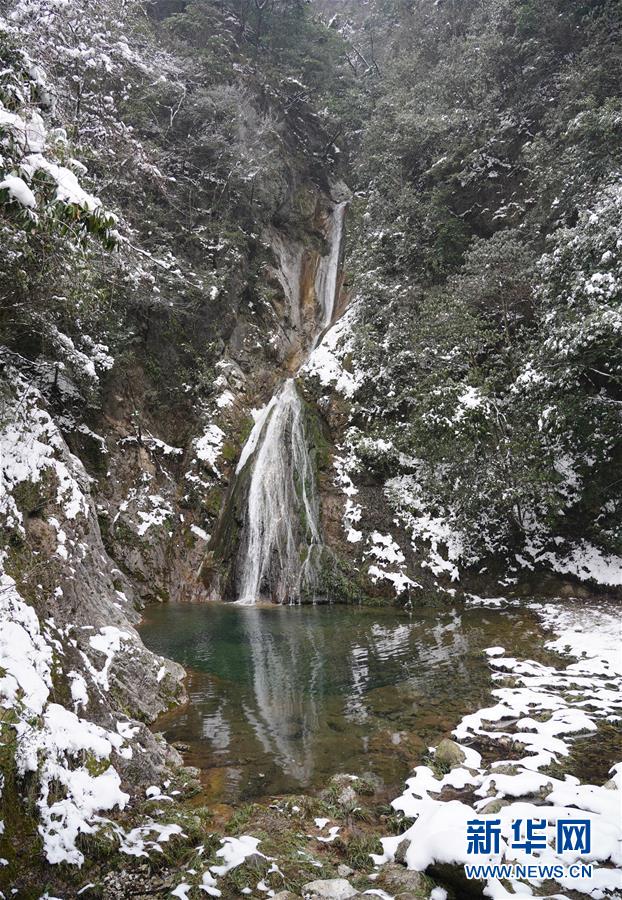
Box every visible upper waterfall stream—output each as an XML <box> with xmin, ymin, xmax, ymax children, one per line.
<box><xmin>233</xmin><ymin>201</ymin><xmax>347</xmax><ymax>605</ymax></box>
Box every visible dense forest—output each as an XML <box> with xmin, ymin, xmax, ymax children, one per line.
<box><xmin>0</xmin><ymin>0</ymin><xmax>620</xmax><ymax>897</ymax></box>
<box><xmin>345</xmin><ymin>0</ymin><xmax>622</xmax><ymax>583</ymax></box>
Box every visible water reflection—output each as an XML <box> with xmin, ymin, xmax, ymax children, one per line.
<box><xmin>140</xmin><ymin>603</ymin><xmax>541</xmax><ymax>803</ymax></box>
<box><xmin>241</xmin><ymin>607</ymin><xmax>320</xmax><ymax>783</ymax></box>
<box><xmin>344</xmin><ymin>644</ymin><xmax>370</xmax><ymax>723</ymax></box>
<box><xmin>201</xmin><ymin>705</ymin><xmax>230</xmax><ymax>752</ymax></box>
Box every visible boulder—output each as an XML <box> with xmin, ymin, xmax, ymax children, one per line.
<box><xmin>378</xmin><ymin>864</ymin><xmax>427</xmax><ymax>895</ymax></box>
<box><xmin>477</xmin><ymin>798</ymin><xmax>511</xmax><ymax>815</ymax></box>
<box><xmin>244</xmin><ymin>852</ymin><xmax>269</xmax><ymax>870</ymax></box>
<box><xmin>329</xmin><ymin>774</ymin><xmax>361</xmax><ymax>806</ymax></box>
<box><xmin>302</xmin><ymin>879</ymin><xmax>358</xmax><ymax>900</ymax></box>
<box><xmin>394</xmin><ymin>838</ymin><xmax>411</xmax><ymax>865</ymax></box>
<box><xmin>434</xmin><ymin>739</ymin><xmax>466</xmax><ymax>770</ymax></box>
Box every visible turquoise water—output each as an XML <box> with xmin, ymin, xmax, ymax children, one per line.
<box><xmin>140</xmin><ymin>602</ymin><xmax>544</xmax><ymax>803</ymax></box>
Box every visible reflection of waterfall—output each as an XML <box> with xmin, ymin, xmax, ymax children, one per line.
<box><xmin>140</xmin><ymin>602</ymin><xmax>499</xmax><ymax>802</ymax></box>
<box><xmin>241</xmin><ymin>608</ymin><xmax>322</xmax><ymax>783</ymax></box>
<box><xmin>234</xmin><ymin>201</ymin><xmax>347</xmax><ymax>605</ymax></box>
<box><xmin>237</xmin><ymin>379</ymin><xmax>321</xmax><ymax>605</ymax></box>
<box><xmin>201</xmin><ymin>703</ymin><xmax>231</xmax><ymax>752</ymax></box>
<box><xmin>344</xmin><ymin>644</ymin><xmax>370</xmax><ymax>723</ymax></box>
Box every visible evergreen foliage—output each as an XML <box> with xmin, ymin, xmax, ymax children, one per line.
<box><xmin>343</xmin><ymin>0</ymin><xmax>622</xmax><ymax>566</ymax></box>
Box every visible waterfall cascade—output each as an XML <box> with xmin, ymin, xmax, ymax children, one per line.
<box><xmin>236</xmin><ymin>379</ymin><xmax>321</xmax><ymax>605</ymax></box>
<box><xmin>313</xmin><ymin>202</ymin><xmax>348</xmax><ymax>340</ymax></box>
<box><xmin>234</xmin><ymin>201</ymin><xmax>347</xmax><ymax>605</ymax></box>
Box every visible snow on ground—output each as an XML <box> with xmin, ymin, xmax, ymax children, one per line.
<box><xmin>538</xmin><ymin>603</ymin><xmax>621</xmax><ymax>678</ymax></box>
<box><xmin>303</xmin><ymin>307</ymin><xmax>362</xmax><ymax>398</ymax></box>
<box><xmin>87</xmin><ymin>626</ymin><xmax>132</xmax><ymax>690</ymax></box>
<box><xmin>0</xmin><ymin>379</ymin><xmax>182</xmax><ymax>871</ymax></box>
<box><xmin>210</xmin><ymin>836</ymin><xmax>268</xmax><ymax>877</ymax></box>
<box><xmin>0</xmin><ymin>380</ymin><xmax>89</xmax><ymax>529</ymax></box>
<box><xmin>171</xmin><ymin>836</ymin><xmax>272</xmax><ymax>898</ymax></box>
<box><xmin>191</xmin><ymin>524</ymin><xmax>211</xmax><ymax>542</ymax></box>
<box><xmin>384</xmin><ymin>475</ymin><xmax>468</xmax><ymax>582</ymax></box>
<box><xmin>195</xmin><ymin>424</ymin><xmax>226</xmax><ymax>477</ymax></box>
<box><xmin>216</xmin><ymin>389</ymin><xmax>235</xmax><ymax>409</ymax></box>
<box><xmin>0</xmin><ymin>572</ymin><xmax>132</xmax><ymax>866</ymax></box>
<box><xmin>524</xmin><ymin>541</ymin><xmax>622</xmax><ymax>588</ymax></box>
<box><xmin>136</xmin><ymin>494</ymin><xmax>174</xmax><ymax>536</ymax></box>
<box><xmin>372</xmin><ymin>601</ymin><xmax>622</xmax><ymax>898</ymax></box>
<box><xmin>110</xmin><ymin>475</ymin><xmax>175</xmax><ymax>541</ymax></box>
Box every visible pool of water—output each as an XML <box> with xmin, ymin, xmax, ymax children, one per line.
<box><xmin>140</xmin><ymin>602</ymin><xmax>546</xmax><ymax>804</ymax></box>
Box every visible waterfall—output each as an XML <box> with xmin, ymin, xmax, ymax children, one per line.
<box><xmin>314</xmin><ymin>202</ymin><xmax>347</xmax><ymax>339</ymax></box>
<box><xmin>234</xmin><ymin>201</ymin><xmax>346</xmax><ymax>605</ymax></box>
<box><xmin>236</xmin><ymin>379</ymin><xmax>321</xmax><ymax>605</ymax></box>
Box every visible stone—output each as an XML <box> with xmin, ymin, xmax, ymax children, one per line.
<box><xmin>163</xmin><ymin>743</ymin><xmax>184</xmax><ymax>767</ymax></box>
<box><xmin>302</xmin><ymin>879</ymin><xmax>358</xmax><ymax>900</ymax></box>
<box><xmin>490</xmin><ymin>764</ymin><xmax>520</xmax><ymax>776</ymax></box>
<box><xmin>378</xmin><ymin>864</ymin><xmax>427</xmax><ymax>894</ymax></box>
<box><xmin>273</xmin><ymin>892</ymin><xmax>300</xmax><ymax>900</ymax></box>
<box><xmin>337</xmin><ymin>865</ymin><xmax>355</xmax><ymax>878</ymax></box>
<box><xmin>434</xmin><ymin>739</ymin><xmax>466</xmax><ymax>770</ymax></box>
<box><xmin>329</xmin><ymin>774</ymin><xmax>362</xmax><ymax>806</ymax></box>
<box><xmin>244</xmin><ymin>853</ymin><xmax>268</xmax><ymax>870</ymax></box>
<box><xmin>478</xmin><ymin>798</ymin><xmax>511</xmax><ymax>815</ymax></box>
<box><xmin>394</xmin><ymin>838</ymin><xmax>411</xmax><ymax>865</ymax></box>
<box><xmin>338</xmin><ymin>786</ymin><xmax>358</xmax><ymax>806</ymax></box>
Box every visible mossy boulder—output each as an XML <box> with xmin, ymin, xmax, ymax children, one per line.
<box><xmin>434</xmin><ymin>740</ymin><xmax>466</xmax><ymax>772</ymax></box>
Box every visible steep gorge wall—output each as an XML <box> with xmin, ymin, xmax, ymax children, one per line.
<box><xmin>0</xmin><ymin>0</ymin><xmax>360</xmax><ymax>887</ymax></box>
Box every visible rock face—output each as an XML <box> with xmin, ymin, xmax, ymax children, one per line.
<box><xmin>302</xmin><ymin>879</ymin><xmax>359</xmax><ymax>900</ymax></box>
<box><xmin>203</xmin><ymin>200</ymin><xmax>348</xmax><ymax>605</ymax></box>
<box><xmin>0</xmin><ymin>374</ymin><xmax>187</xmax><ymax>877</ymax></box>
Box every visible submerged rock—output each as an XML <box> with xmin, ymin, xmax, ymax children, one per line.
<box><xmin>302</xmin><ymin>879</ymin><xmax>359</xmax><ymax>900</ymax></box>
